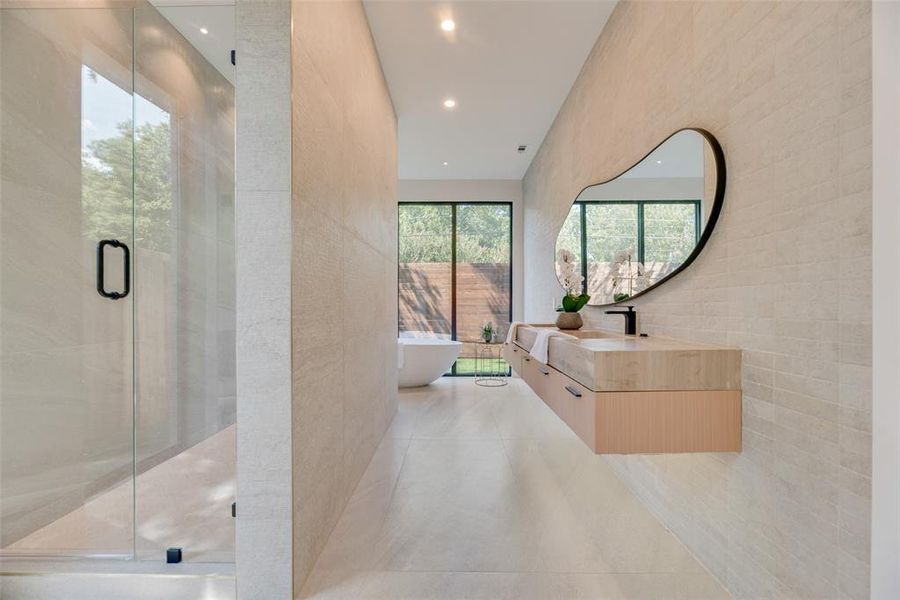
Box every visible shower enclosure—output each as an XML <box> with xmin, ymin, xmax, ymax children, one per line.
<box><xmin>0</xmin><ymin>3</ymin><xmax>235</xmax><ymax>563</ymax></box>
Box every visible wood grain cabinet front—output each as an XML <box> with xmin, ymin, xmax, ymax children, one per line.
<box><xmin>520</xmin><ymin>354</ymin><xmax>547</xmax><ymax>401</ymax></box>
<box><xmin>511</xmin><ymin>343</ymin><xmax>741</xmax><ymax>454</ymax></box>
<box><xmin>538</xmin><ymin>363</ymin><xmax>566</xmax><ymax>420</ymax></box>
<box><xmin>502</xmin><ymin>342</ymin><xmax>522</xmax><ymax>375</ymax></box>
<box><xmin>559</xmin><ymin>378</ymin><xmax>597</xmax><ymax>451</ymax></box>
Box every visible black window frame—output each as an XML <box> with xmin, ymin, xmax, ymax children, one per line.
<box><xmin>398</xmin><ymin>201</ymin><xmax>514</xmax><ymax>377</ymax></box>
<box><xmin>571</xmin><ymin>199</ymin><xmax>701</xmax><ymax>295</ymax></box>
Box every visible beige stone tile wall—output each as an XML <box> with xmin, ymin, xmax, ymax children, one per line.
<box><xmin>291</xmin><ymin>0</ymin><xmax>399</xmax><ymax>590</ymax></box>
<box><xmin>235</xmin><ymin>0</ymin><xmax>294</xmax><ymax>596</ymax></box>
<box><xmin>522</xmin><ymin>2</ymin><xmax>872</xmax><ymax>598</ymax></box>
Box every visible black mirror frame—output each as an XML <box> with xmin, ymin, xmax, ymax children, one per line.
<box><xmin>558</xmin><ymin>127</ymin><xmax>726</xmax><ymax>308</ymax></box>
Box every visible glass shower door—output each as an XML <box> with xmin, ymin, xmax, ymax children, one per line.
<box><xmin>0</xmin><ymin>3</ymin><xmax>236</xmax><ymax>564</ymax></box>
<box><xmin>132</xmin><ymin>5</ymin><xmax>236</xmax><ymax>563</ymax></box>
<box><xmin>0</xmin><ymin>7</ymin><xmax>137</xmax><ymax>557</ymax></box>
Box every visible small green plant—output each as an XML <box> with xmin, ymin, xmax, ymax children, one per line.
<box><xmin>481</xmin><ymin>322</ymin><xmax>494</xmax><ymax>342</ymax></box>
<box><xmin>558</xmin><ymin>292</ymin><xmax>590</xmax><ymax>313</ymax></box>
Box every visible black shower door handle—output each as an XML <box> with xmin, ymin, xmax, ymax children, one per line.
<box><xmin>97</xmin><ymin>239</ymin><xmax>130</xmax><ymax>300</ymax></box>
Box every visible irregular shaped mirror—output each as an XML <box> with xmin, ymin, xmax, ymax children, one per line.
<box><xmin>555</xmin><ymin>128</ymin><xmax>725</xmax><ymax>306</ymax></box>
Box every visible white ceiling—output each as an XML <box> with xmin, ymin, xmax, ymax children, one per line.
<box><xmin>623</xmin><ymin>129</ymin><xmax>705</xmax><ymax>179</ymax></box>
<box><xmin>363</xmin><ymin>0</ymin><xmax>617</xmax><ymax>181</ymax></box>
<box><xmin>149</xmin><ymin>1</ymin><xmax>235</xmax><ymax>85</ymax></box>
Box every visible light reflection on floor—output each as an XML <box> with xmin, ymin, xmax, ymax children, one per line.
<box><xmin>3</xmin><ymin>425</ymin><xmax>235</xmax><ymax>563</ymax></box>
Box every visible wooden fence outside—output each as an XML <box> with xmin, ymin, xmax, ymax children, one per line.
<box><xmin>399</xmin><ymin>262</ymin><xmax>511</xmax><ymax>359</ymax></box>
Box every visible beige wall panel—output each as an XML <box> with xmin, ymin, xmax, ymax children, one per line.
<box><xmin>523</xmin><ymin>2</ymin><xmax>872</xmax><ymax>598</ymax></box>
<box><xmin>291</xmin><ymin>0</ymin><xmax>398</xmax><ymax>591</ymax></box>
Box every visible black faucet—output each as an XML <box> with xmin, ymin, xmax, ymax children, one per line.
<box><xmin>605</xmin><ymin>305</ymin><xmax>637</xmax><ymax>335</ymax></box>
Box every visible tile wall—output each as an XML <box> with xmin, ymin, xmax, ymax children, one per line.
<box><xmin>523</xmin><ymin>2</ymin><xmax>872</xmax><ymax>597</ymax></box>
<box><xmin>291</xmin><ymin>0</ymin><xmax>399</xmax><ymax>590</ymax></box>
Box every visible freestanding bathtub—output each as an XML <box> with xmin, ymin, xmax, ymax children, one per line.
<box><xmin>398</xmin><ymin>337</ymin><xmax>462</xmax><ymax>388</ymax></box>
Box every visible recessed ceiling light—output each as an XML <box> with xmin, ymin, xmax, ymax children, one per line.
<box><xmin>656</xmin><ymin>160</ymin><xmax>662</xmax><ymax>164</ymax></box>
<box><xmin>440</xmin><ymin>19</ymin><xmax>455</xmax><ymax>32</ymax></box>
<box><xmin>200</xmin><ymin>27</ymin><xmax>209</xmax><ymax>35</ymax></box>
<box><xmin>443</xmin><ymin>161</ymin><xmax>449</xmax><ymax>166</ymax></box>
<box><xmin>443</xmin><ymin>98</ymin><xmax>456</xmax><ymax>109</ymax></box>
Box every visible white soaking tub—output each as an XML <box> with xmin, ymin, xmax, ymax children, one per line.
<box><xmin>398</xmin><ymin>337</ymin><xmax>462</xmax><ymax>388</ymax></box>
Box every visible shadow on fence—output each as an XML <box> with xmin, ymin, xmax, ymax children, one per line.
<box><xmin>399</xmin><ymin>262</ymin><xmax>511</xmax><ymax>355</ymax></box>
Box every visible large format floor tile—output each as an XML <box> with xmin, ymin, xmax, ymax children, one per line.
<box><xmin>301</xmin><ymin>377</ymin><xmax>729</xmax><ymax>599</ymax></box>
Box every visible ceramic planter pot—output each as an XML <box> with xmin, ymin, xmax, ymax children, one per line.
<box><xmin>555</xmin><ymin>311</ymin><xmax>583</xmax><ymax>330</ymax></box>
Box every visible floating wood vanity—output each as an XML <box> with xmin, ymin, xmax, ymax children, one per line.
<box><xmin>503</xmin><ymin>325</ymin><xmax>742</xmax><ymax>454</ymax></box>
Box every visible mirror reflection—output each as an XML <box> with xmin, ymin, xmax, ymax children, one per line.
<box><xmin>555</xmin><ymin>129</ymin><xmax>724</xmax><ymax>306</ymax></box>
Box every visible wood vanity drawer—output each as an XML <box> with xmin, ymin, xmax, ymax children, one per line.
<box><xmin>558</xmin><ymin>377</ymin><xmax>596</xmax><ymax>450</ymax></box>
<box><xmin>594</xmin><ymin>390</ymin><xmax>741</xmax><ymax>454</ymax></box>
<box><xmin>512</xmin><ymin>325</ymin><xmax>742</xmax><ymax>454</ymax></box>
<box><xmin>524</xmin><ymin>362</ymin><xmax>740</xmax><ymax>454</ymax></box>
<box><xmin>537</xmin><ymin>362</ymin><xmax>565</xmax><ymax>419</ymax></box>
<box><xmin>503</xmin><ymin>343</ymin><xmax>523</xmax><ymax>375</ymax></box>
<box><xmin>526</xmin><ymin>363</ymin><xmax>593</xmax><ymax>447</ymax></box>
<box><xmin>520</xmin><ymin>353</ymin><xmax>547</xmax><ymax>397</ymax></box>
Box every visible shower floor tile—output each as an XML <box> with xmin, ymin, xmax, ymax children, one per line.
<box><xmin>3</xmin><ymin>425</ymin><xmax>235</xmax><ymax>563</ymax></box>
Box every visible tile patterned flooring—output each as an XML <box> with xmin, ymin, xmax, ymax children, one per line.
<box><xmin>300</xmin><ymin>377</ymin><xmax>729</xmax><ymax>599</ymax></box>
<box><xmin>2</xmin><ymin>378</ymin><xmax>728</xmax><ymax>598</ymax></box>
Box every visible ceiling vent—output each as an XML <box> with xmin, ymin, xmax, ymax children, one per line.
<box><xmin>517</xmin><ymin>144</ymin><xmax>527</xmax><ymax>153</ymax></box>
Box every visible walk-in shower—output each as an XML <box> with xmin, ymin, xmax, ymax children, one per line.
<box><xmin>0</xmin><ymin>2</ymin><xmax>236</xmax><ymax>564</ymax></box>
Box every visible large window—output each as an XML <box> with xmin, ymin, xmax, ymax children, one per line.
<box><xmin>561</xmin><ymin>200</ymin><xmax>700</xmax><ymax>299</ymax></box>
<box><xmin>399</xmin><ymin>202</ymin><xmax>512</xmax><ymax>375</ymax></box>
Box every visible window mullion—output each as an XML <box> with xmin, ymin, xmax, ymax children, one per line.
<box><xmin>580</xmin><ymin>202</ymin><xmax>588</xmax><ymax>296</ymax></box>
<box><xmin>450</xmin><ymin>204</ymin><xmax>458</xmax><ymax>374</ymax></box>
<box><xmin>636</xmin><ymin>202</ymin><xmax>645</xmax><ymax>264</ymax></box>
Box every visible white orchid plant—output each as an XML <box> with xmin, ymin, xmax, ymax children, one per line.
<box><xmin>609</xmin><ymin>249</ymin><xmax>647</xmax><ymax>302</ymax></box>
<box><xmin>556</xmin><ymin>249</ymin><xmax>590</xmax><ymax>313</ymax></box>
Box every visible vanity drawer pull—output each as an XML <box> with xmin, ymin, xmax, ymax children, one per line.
<box><xmin>524</xmin><ymin>356</ymin><xmax>531</xmax><ymax>362</ymax></box>
<box><xmin>565</xmin><ymin>385</ymin><xmax>582</xmax><ymax>398</ymax></box>
<box><xmin>512</xmin><ymin>347</ymin><xmax>518</xmax><ymax>352</ymax></box>
<box><xmin>539</xmin><ymin>367</ymin><xmax>550</xmax><ymax>375</ymax></box>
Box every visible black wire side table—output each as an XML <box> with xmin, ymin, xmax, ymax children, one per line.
<box><xmin>474</xmin><ymin>342</ymin><xmax>508</xmax><ymax>387</ymax></box>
